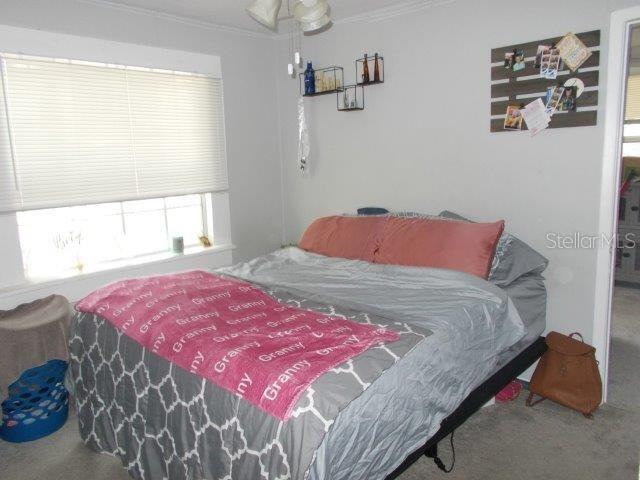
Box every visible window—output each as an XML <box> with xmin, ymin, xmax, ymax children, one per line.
<box><xmin>622</xmin><ymin>75</ymin><xmax>640</xmax><ymax>157</ymax></box>
<box><xmin>623</xmin><ymin>123</ymin><xmax>640</xmax><ymax>157</ymax></box>
<box><xmin>0</xmin><ymin>53</ymin><xmax>228</xmax><ymax>212</ymax></box>
<box><xmin>17</xmin><ymin>194</ymin><xmax>211</xmax><ymax>280</ymax></box>
<box><xmin>624</xmin><ymin>76</ymin><xmax>640</xmax><ymax>157</ymax></box>
<box><xmin>0</xmin><ymin>51</ymin><xmax>229</xmax><ymax>283</ymax></box>
<box><xmin>626</xmin><ymin>75</ymin><xmax>640</xmax><ymax>122</ymax></box>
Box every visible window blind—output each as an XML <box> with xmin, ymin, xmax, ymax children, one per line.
<box><xmin>0</xmin><ymin>55</ymin><xmax>228</xmax><ymax>212</ymax></box>
<box><xmin>0</xmin><ymin>65</ymin><xmax>21</xmax><ymax>212</ymax></box>
<box><xmin>626</xmin><ymin>75</ymin><xmax>640</xmax><ymax>121</ymax></box>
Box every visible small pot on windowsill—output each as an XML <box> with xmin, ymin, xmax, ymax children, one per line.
<box><xmin>198</xmin><ymin>235</ymin><xmax>212</xmax><ymax>248</ymax></box>
<box><xmin>172</xmin><ymin>237</ymin><xmax>185</xmax><ymax>255</ymax></box>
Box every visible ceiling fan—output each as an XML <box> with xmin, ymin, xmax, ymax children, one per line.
<box><xmin>246</xmin><ymin>0</ymin><xmax>331</xmax><ymax>33</ymax></box>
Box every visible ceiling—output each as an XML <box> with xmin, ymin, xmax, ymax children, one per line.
<box><xmin>93</xmin><ymin>0</ymin><xmax>422</xmax><ymax>34</ymax></box>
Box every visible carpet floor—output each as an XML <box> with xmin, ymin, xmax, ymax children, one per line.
<box><xmin>1</xmin><ymin>288</ymin><xmax>639</xmax><ymax>480</ymax></box>
<box><xmin>608</xmin><ymin>286</ymin><xmax>640</xmax><ymax>412</ymax></box>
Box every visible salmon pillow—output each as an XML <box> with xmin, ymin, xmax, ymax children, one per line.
<box><xmin>299</xmin><ymin>215</ymin><xmax>386</xmax><ymax>262</ymax></box>
<box><xmin>374</xmin><ymin>216</ymin><xmax>505</xmax><ymax>279</ymax></box>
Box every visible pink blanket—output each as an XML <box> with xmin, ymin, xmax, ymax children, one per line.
<box><xmin>76</xmin><ymin>271</ymin><xmax>399</xmax><ymax>420</ymax></box>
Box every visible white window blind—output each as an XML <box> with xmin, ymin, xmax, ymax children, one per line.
<box><xmin>626</xmin><ymin>74</ymin><xmax>640</xmax><ymax>121</ymax></box>
<box><xmin>0</xmin><ymin>65</ymin><xmax>21</xmax><ymax>212</ymax></box>
<box><xmin>0</xmin><ymin>54</ymin><xmax>228</xmax><ymax>212</ymax></box>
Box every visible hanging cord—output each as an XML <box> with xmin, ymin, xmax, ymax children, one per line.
<box><xmin>288</xmin><ymin>1</ymin><xmax>294</xmax><ymax>62</ymax></box>
<box><xmin>0</xmin><ymin>56</ymin><xmax>21</xmax><ymax>193</ymax></box>
<box><xmin>297</xmin><ymin>11</ymin><xmax>303</xmax><ymax>63</ymax></box>
<box><xmin>432</xmin><ymin>431</ymin><xmax>456</xmax><ymax>473</ymax></box>
<box><xmin>288</xmin><ymin>3</ymin><xmax>293</xmax><ymax>73</ymax></box>
<box><xmin>285</xmin><ymin>0</ymin><xmax>293</xmax><ymax>76</ymax></box>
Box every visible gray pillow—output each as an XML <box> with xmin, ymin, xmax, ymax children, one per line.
<box><xmin>439</xmin><ymin>210</ymin><xmax>548</xmax><ymax>286</ymax></box>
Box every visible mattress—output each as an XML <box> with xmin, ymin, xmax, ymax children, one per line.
<box><xmin>67</xmin><ymin>247</ymin><xmax>543</xmax><ymax>480</ymax></box>
<box><xmin>496</xmin><ymin>272</ymin><xmax>547</xmax><ymax>366</ymax></box>
<box><xmin>229</xmin><ymin>249</ymin><xmax>543</xmax><ymax>480</ymax></box>
<box><xmin>504</xmin><ymin>272</ymin><xmax>547</xmax><ymax>339</ymax></box>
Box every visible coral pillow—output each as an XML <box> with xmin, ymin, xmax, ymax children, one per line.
<box><xmin>374</xmin><ymin>217</ymin><xmax>505</xmax><ymax>279</ymax></box>
<box><xmin>299</xmin><ymin>215</ymin><xmax>386</xmax><ymax>262</ymax></box>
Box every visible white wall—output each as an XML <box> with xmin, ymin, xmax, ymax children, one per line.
<box><xmin>0</xmin><ymin>0</ymin><xmax>283</xmax><ymax>265</ymax></box>
<box><xmin>275</xmin><ymin>0</ymin><xmax>640</xmax><ymax>348</ymax></box>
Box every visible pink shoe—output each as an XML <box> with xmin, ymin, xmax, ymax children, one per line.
<box><xmin>496</xmin><ymin>380</ymin><xmax>522</xmax><ymax>403</ymax></box>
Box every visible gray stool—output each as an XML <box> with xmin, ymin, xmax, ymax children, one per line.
<box><xmin>0</xmin><ymin>295</ymin><xmax>71</xmax><ymax>398</ymax></box>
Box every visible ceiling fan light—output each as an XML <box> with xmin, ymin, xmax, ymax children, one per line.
<box><xmin>293</xmin><ymin>0</ymin><xmax>329</xmax><ymax>24</ymax></box>
<box><xmin>293</xmin><ymin>0</ymin><xmax>331</xmax><ymax>33</ymax></box>
<box><xmin>300</xmin><ymin>14</ymin><xmax>331</xmax><ymax>33</ymax></box>
<box><xmin>246</xmin><ymin>0</ymin><xmax>282</xmax><ymax>30</ymax></box>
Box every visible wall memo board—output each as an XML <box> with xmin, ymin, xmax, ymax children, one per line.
<box><xmin>490</xmin><ymin>30</ymin><xmax>600</xmax><ymax>132</ymax></box>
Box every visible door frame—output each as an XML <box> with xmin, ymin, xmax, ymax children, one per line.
<box><xmin>593</xmin><ymin>5</ymin><xmax>640</xmax><ymax>402</ymax></box>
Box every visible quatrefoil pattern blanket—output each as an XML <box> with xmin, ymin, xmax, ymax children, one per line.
<box><xmin>68</xmin><ymin>283</ymin><xmax>428</xmax><ymax>480</ymax></box>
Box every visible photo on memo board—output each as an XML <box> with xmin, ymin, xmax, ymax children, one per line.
<box><xmin>504</xmin><ymin>51</ymin><xmax>515</xmax><ymax>69</ymax></box>
<box><xmin>534</xmin><ymin>45</ymin><xmax>550</xmax><ymax>69</ymax></box>
<box><xmin>540</xmin><ymin>48</ymin><xmax>561</xmax><ymax>79</ymax></box>
<box><xmin>513</xmin><ymin>50</ymin><xmax>526</xmax><ymax>71</ymax></box>
<box><xmin>558</xmin><ymin>85</ymin><xmax>577</xmax><ymax>112</ymax></box>
<box><xmin>504</xmin><ymin>105</ymin><xmax>524</xmax><ymax>130</ymax></box>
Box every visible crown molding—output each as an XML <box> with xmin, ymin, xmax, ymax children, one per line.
<box><xmin>76</xmin><ymin>0</ymin><xmax>274</xmax><ymax>39</ymax></box>
<box><xmin>334</xmin><ymin>0</ymin><xmax>455</xmax><ymax>26</ymax></box>
<box><xmin>76</xmin><ymin>0</ymin><xmax>456</xmax><ymax>42</ymax></box>
<box><xmin>274</xmin><ymin>0</ymin><xmax>455</xmax><ymax>40</ymax></box>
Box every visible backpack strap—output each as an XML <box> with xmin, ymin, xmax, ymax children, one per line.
<box><xmin>526</xmin><ymin>392</ymin><xmax>546</xmax><ymax>407</ymax></box>
<box><xmin>569</xmin><ymin>332</ymin><xmax>584</xmax><ymax>342</ymax></box>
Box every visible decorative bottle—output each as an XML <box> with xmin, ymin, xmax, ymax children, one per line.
<box><xmin>362</xmin><ymin>53</ymin><xmax>370</xmax><ymax>84</ymax></box>
<box><xmin>304</xmin><ymin>62</ymin><xmax>316</xmax><ymax>95</ymax></box>
<box><xmin>374</xmin><ymin>53</ymin><xmax>381</xmax><ymax>83</ymax></box>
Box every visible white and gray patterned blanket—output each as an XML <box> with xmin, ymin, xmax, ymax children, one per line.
<box><xmin>68</xmin><ymin>248</ymin><xmax>525</xmax><ymax>480</ymax></box>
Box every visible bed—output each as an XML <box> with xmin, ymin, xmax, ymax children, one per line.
<box><xmin>67</xmin><ymin>212</ymin><xmax>548</xmax><ymax>480</ymax></box>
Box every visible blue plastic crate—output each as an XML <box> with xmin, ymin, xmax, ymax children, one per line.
<box><xmin>1</xmin><ymin>359</ymin><xmax>69</xmax><ymax>443</ymax></box>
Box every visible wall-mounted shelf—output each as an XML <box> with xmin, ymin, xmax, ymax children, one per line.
<box><xmin>356</xmin><ymin>54</ymin><xmax>384</xmax><ymax>86</ymax></box>
<box><xmin>337</xmin><ymin>84</ymin><xmax>365</xmax><ymax>111</ymax></box>
<box><xmin>303</xmin><ymin>89</ymin><xmax>342</xmax><ymax>97</ymax></box>
<box><xmin>299</xmin><ymin>66</ymin><xmax>344</xmax><ymax>97</ymax></box>
<box><xmin>357</xmin><ymin>79</ymin><xmax>384</xmax><ymax>87</ymax></box>
<box><xmin>298</xmin><ymin>56</ymin><xmax>385</xmax><ymax>113</ymax></box>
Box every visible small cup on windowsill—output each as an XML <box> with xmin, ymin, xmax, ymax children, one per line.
<box><xmin>172</xmin><ymin>236</ymin><xmax>184</xmax><ymax>255</ymax></box>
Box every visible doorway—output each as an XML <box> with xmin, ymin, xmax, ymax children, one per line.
<box><xmin>594</xmin><ymin>5</ymin><xmax>640</xmax><ymax>405</ymax></box>
<box><xmin>609</xmin><ymin>24</ymin><xmax>640</xmax><ymax>410</ymax></box>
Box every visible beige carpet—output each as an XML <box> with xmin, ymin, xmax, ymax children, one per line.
<box><xmin>608</xmin><ymin>286</ymin><xmax>640</xmax><ymax>412</ymax></box>
<box><xmin>1</xmin><ymin>288</ymin><xmax>639</xmax><ymax>480</ymax></box>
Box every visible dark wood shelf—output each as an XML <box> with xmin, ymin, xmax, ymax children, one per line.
<box><xmin>338</xmin><ymin>107</ymin><xmax>364</xmax><ymax>111</ymax></box>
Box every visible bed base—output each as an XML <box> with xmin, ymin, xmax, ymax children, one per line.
<box><xmin>385</xmin><ymin>336</ymin><xmax>547</xmax><ymax>479</ymax></box>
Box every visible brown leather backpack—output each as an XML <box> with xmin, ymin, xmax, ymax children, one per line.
<box><xmin>526</xmin><ymin>331</ymin><xmax>602</xmax><ymax>418</ymax></box>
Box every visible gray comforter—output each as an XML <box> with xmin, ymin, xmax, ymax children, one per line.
<box><xmin>68</xmin><ymin>248</ymin><xmax>525</xmax><ymax>480</ymax></box>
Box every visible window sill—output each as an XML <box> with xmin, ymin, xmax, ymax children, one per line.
<box><xmin>0</xmin><ymin>244</ymin><xmax>235</xmax><ymax>301</ymax></box>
